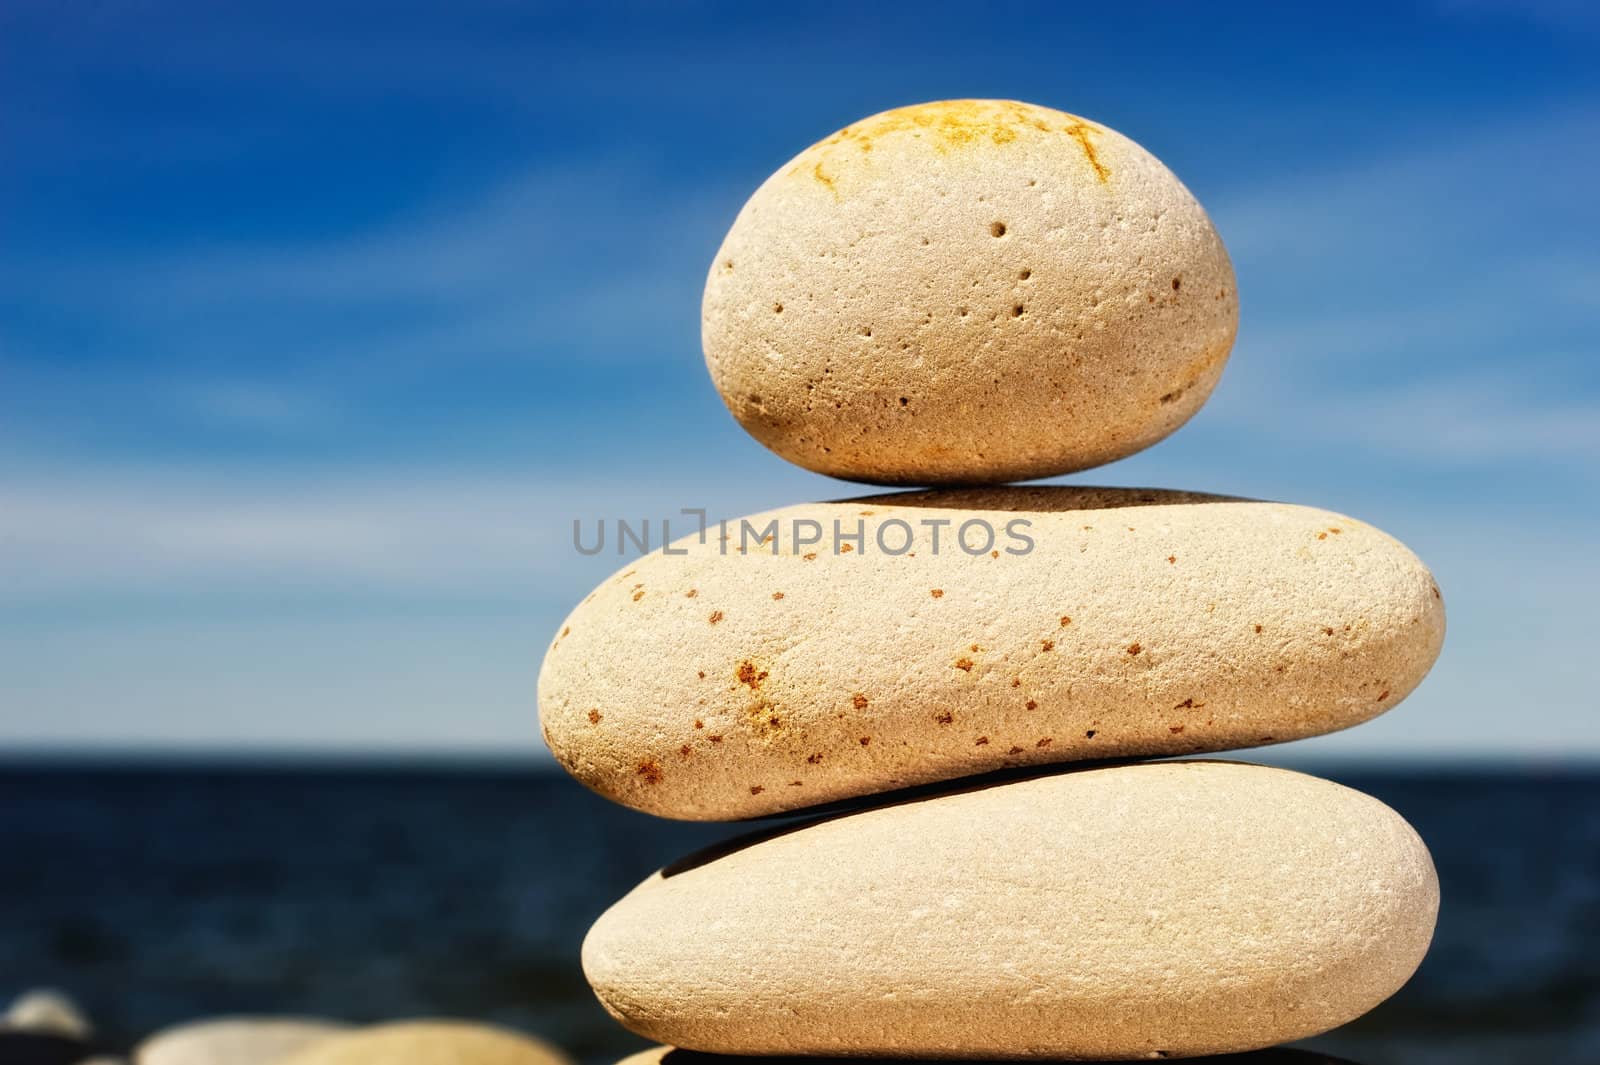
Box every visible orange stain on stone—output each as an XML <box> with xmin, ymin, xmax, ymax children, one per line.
<box><xmin>796</xmin><ymin>101</ymin><xmax>1113</xmax><ymax>190</ymax></box>
<box><xmin>1062</xmin><ymin>120</ymin><xmax>1111</xmax><ymax>182</ymax></box>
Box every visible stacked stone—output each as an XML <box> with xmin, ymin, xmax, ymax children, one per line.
<box><xmin>540</xmin><ymin>100</ymin><xmax>1444</xmax><ymax>1061</ymax></box>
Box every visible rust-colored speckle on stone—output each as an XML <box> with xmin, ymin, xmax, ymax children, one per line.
<box><xmin>1167</xmin><ymin>555</ymin><xmax>1177</xmax><ymax>564</ymax></box>
<box><xmin>709</xmin><ymin>610</ymin><xmax>725</xmax><ymax>625</ymax></box>
<box><xmin>1127</xmin><ymin>643</ymin><xmax>1143</xmax><ymax>656</ymax></box>
<box><xmin>954</xmin><ymin>657</ymin><xmax>975</xmax><ymax>672</ymax></box>
<box><xmin>632</xmin><ymin>589</ymin><xmax>645</xmax><ymax>602</ymax></box>
<box><xmin>1377</xmin><ymin>689</ymin><xmax>1391</xmax><ymax>701</ymax></box>
<box><xmin>750</xmin><ymin>784</ymin><xmax>765</xmax><ymax>795</ymax></box>
<box><xmin>1025</xmin><ymin>700</ymin><xmax>1038</xmax><ymax>711</ymax></box>
<box><xmin>685</xmin><ymin>588</ymin><xmax>698</xmax><ymax>598</ymax></box>
<box><xmin>736</xmin><ymin>660</ymin><xmax>768</xmax><ymax>690</ymax></box>
<box><xmin>1085</xmin><ymin>729</ymin><xmax>1097</xmax><ymax>738</ymax></box>
<box><xmin>807</xmin><ymin>753</ymin><xmax>824</xmax><ymax>764</ymax></box>
<box><xmin>772</xmin><ymin>591</ymin><xmax>785</xmax><ymax>600</ymax></box>
<box><xmin>1041</xmin><ymin>639</ymin><xmax>1055</xmax><ymax>652</ymax></box>
<box><xmin>840</xmin><ymin>543</ymin><xmax>854</xmax><ymax>554</ymax></box>
<box><xmin>1169</xmin><ymin>724</ymin><xmax>1186</xmax><ymax>734</ymax></box>
<box><xmin>930</xmin><ymin>588</ymin><xmax>945</xmax><ymax>598</ymax></box>
<box><xmin>679</xmin><ymin>744</ymin><xmax>692</xmax><ymax>758</ymax></box>
<box><xmin>693</xmin><ymin>719</ymin><xmax>704</xmax><ymax>729</ymax></box>
<box><xmin>859</xmin><ymin>736</ymin><xmax>872</xmax><ymax>746</ymax></box>
<box><xmin>588</xmin><ymin>709</ymin><xmax>602</xmax><ymax>724</ymax></box>
<box><xmin>697</xmin><ymin>670</ymin><xmax>706</xmax><ymax>679</ymax></box>
<box><xmin>1007</xmin><ymin>745</ymin><xmax>1025</xmax><ymax>755</ymax></box>
<box><xmin>1174</xmin><ymin>697</ymin><xmax>1205</xmax><ymax>710</ymax></box>
<box><xmin>1060</xmin><ymin>615</ymin><xmax>1072</xmax><ymax>626</ymax></box>
<box><xmin>935</xmin><ymin>710</ymin><xmax>955</xmax><ymax>725</ymax></box>
<box><xmin>1036</xmin><ymin>737</ymin><xmax>1053</xmax><ymax>748</ymax></box>
<box><xmin>975</xmin><ymin>736</ymin><xmax>990</xmax><ymax>746</ymax></box>
<box><xmin>852</xmin><ymin>693</ymin><xmax>869</xmax><ymax>709</ymax></box>
<box><xmin>1254</xmin><ymin>624</ymin><xmax>1264</xmax><ymax>634</ymax></box>
<box><xmin>636</xmin><ymin>760</ymin><xmax>663</xmax><ymax>785</ymax></box>
<box><xmin>803</xmin><ymin>552</ymin><xmax>818</xmax><ymax>561</ymax></box>
<box><xmin>709</xmin><ymin>734</ymin><xmax>724</xmax><ymax>743</ymax></box>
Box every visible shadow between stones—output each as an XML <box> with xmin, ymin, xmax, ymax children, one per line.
<box><xmin>659</xmin><ymin>1046</ymin><xmax>1363</xmax><ymax>1065</ymax></box>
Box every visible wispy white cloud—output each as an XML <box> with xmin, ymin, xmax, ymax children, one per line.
<box><xmin>2</xmin><ymin>157</ymin><xmax>735</xmax><ymax>375</ymax></box>
<box><xmin>1213</xmin><ymin>104</ymin><xmax>1600</xmax><ymax>265</ymax></box>
<box><xmin>0</xmin><ymin>457</ymin><xmax>831</xmax><ymax>601</ymax></box>
<box><xmin>172</xmin><ymin>380</ymin><xmax>334</xmax><ymax>432</ymax></box>
<box><xmin>1188</xmin><ymin>103</ymin><xmax>1600</xmax><ymax>472</ymax></box>
<box><xmin>1435</xmin><ymin>0</ymin><xmax>1600</xmax><ymax>34</ymax></box>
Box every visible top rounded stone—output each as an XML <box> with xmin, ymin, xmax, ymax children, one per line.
<box><xmin>703</xmin><ymin>99</ymin><xmax>1238</xmax><ymax>486</ymax></box>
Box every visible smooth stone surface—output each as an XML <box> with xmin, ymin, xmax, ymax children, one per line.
<box><xmin>541</xmin><ymin>487</ymin><xmax>1445</xmax><ymax>820</ymax></box>
<box><xmin>2</xmin><ymin>990</ymin><xmax>91</xmax><ymax>1040</ymax></box>
<box><xmin>617</xmin><ymin>1046</ymin><xmax>1366</xmax><ymax>1065</ymax></box>
<box><xmin>702</xmin><ymin>98</ymin><xmax>1238</xmax><ymax>486</ymax></box>
<box><xmin>135</xmin><ymin>1018</ymin><xmax>348</xmax><ymax>1065</ymax></box>
<box><xmin>584</xmin><ymin>762</ymin><xmax>1439</xmax><ymax>1060</ymax></box>
<box><xmin>276</xmin><ymin>1022</ymin><xmax>568</xmax><ymax>1065</ymax></box>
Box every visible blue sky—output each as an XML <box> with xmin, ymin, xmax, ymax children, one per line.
<box><xmin>1</xmin><ymin>2</ymin><xmax>1596</xmax><ymax>761</ymax></box>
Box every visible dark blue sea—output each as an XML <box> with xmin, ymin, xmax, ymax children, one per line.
<box><xmin>2</xmin><ymin>764</ymin><xmax>1595</xmax><ymax>1065</ymax></box>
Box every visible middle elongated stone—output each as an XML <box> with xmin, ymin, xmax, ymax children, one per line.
<box><xmin>539</xmin><ymin>487</ymin><xmax>1444</xmax><ymax>820</ymax></box>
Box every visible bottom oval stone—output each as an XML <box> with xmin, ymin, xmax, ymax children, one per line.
<box><xmin>583</xmin><ymin>761</ymin><xmax>1438</xmax><ymax>1060</ymax></box>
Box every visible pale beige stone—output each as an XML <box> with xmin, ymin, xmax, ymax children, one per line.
<box><xmin>584</xmin><ymin>762</ymin><xmax>1438</xmax><ymax>1059</ymax></box>
<box><xmin>3</xmin><ymin>989</ymin><xmax>91</xmax><ymax>1039</ymax></box>
<box><xmin>702</xmin><ymin>99</ymin><xmax>1238</xmax><ymax>486</ymax></box>
<box><xmin>540</xmin><ymin>487</ymin><xmax>1444</xmax><ymax>820</ymax></box>
<box><xmin>616</xmin><ymin>1045</ymin><xmax>1361</xmax><ymax>1065</ymax></box>
<box><xmin>135</xmin><ymin>1018</ymin><xmax>348</xmax><ymax>1065</ymax></box>
<box><xmin>276</xmin><ymin>1022</ymin><xmax>569</xmax><ymax>1065</ymax></box>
